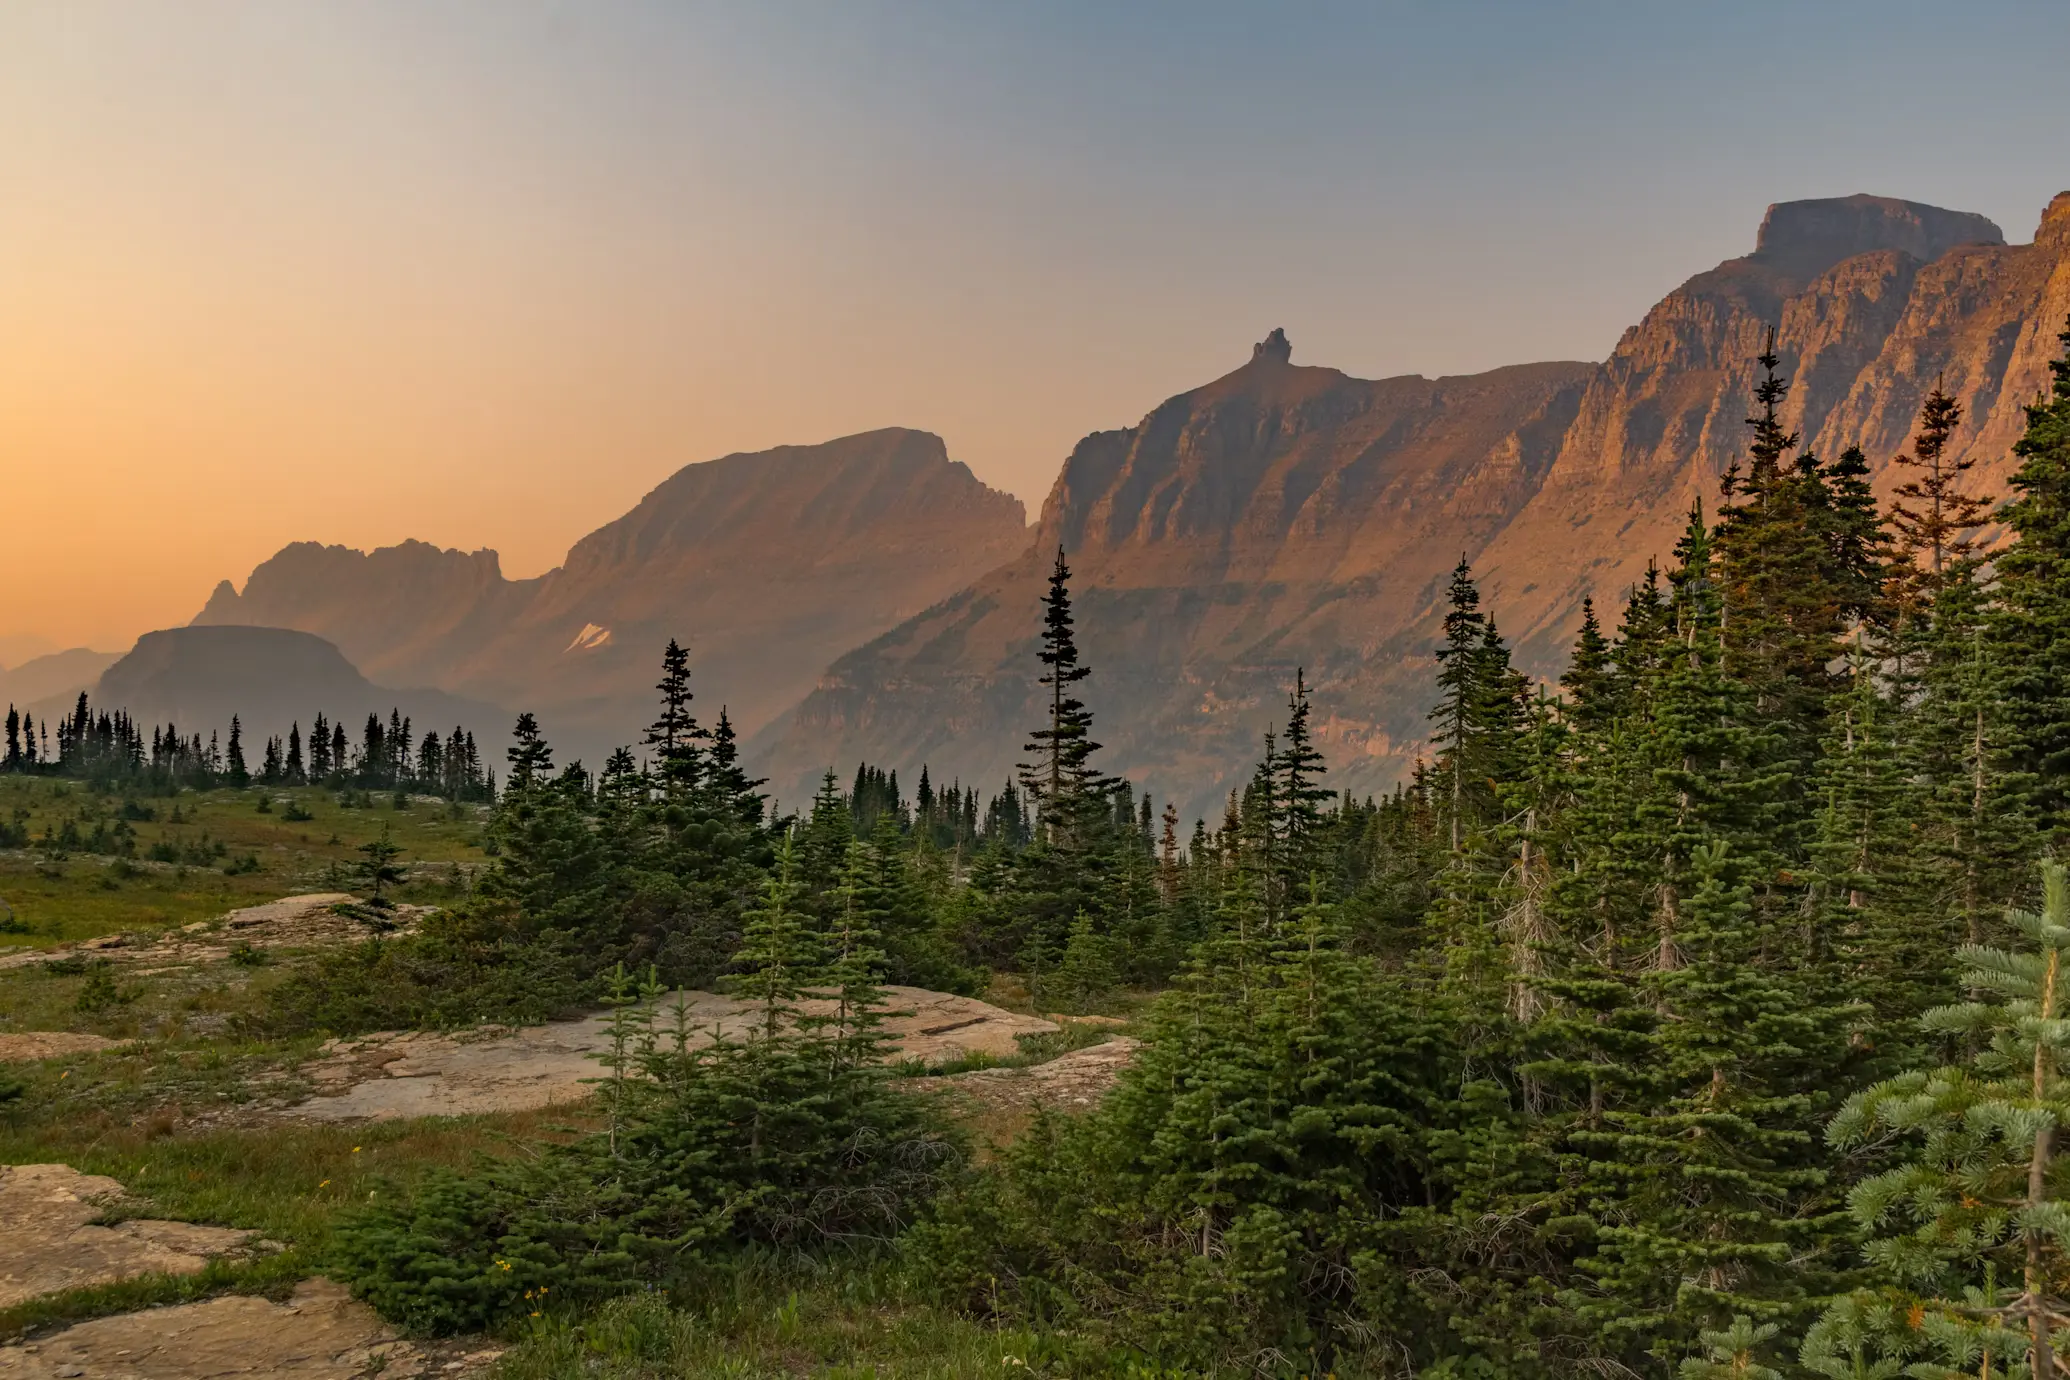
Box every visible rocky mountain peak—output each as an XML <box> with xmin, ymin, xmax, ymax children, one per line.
<box><xmin>1251</xmin><ymin>328</ymin><xmax>1292</xmax><ymax>364</ymax></box>
<box><xmin>2038</xmin><ymin>191</ymin><xmax>2070</xmax><ymax>249</ymax></box>
<box><xmin>1752</xmin><ymin>194</ymin><xmax>2004</xmax><ymax>279</ymax></box>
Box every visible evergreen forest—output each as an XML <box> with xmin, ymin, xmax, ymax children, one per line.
<box><xmin>12</xmin><ymin>321</ymin><xmax>2070</xmax><ymax>1376</ymax></box>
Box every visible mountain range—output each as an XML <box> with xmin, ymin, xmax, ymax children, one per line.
<box><xmin>185</xmin><ymin>191</ymin><xmax>2070</xmax><ymax>819</ymax></box>
<box><xmin>192</xmin><ymin>428</ymin><xmax>1028</xmax><ymax>769</ymax></box>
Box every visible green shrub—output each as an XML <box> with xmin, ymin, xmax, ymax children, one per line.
<box><xmin>75</xmin><ymin>960</ymin><xmax>136</xmax><ymax>1012</ymax></box>
<box><xmin>251</xmin><ymin>908</ymin><xmax>596</xmax><ymax>1036</ymax></box>
<box><xmin>332</xmin><ymin>854</ymin><xmax>964</xmax><ymax>1335</ymax></box>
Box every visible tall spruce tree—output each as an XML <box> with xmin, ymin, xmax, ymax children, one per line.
<box><xmin>1993</xmin><ymin>316</ymin><xmax>2070</xmax><ymax>833</ymax></box>
<box><xmin>1018</xmin><ymin>547</ymin><xmax>1113</xmax><ymax>848</ymax></box>
<box><xmin>225</xmin><ymin>715</ymin><xmax>249</xmax><ymax>788</ymax></box>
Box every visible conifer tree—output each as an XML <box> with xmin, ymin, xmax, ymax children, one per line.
<box><xmin>1560</xmin><ymin>597</ymin><xmax>1615</xmax><ymax>730</ymax></box>
<box><xmin>1993</xmin><ymin>317</ymin><xmax>2070</xmax><ymax>831</ymax></box>
<box><xmin>820</xmin><ymin>837</ymin><xmax>892</xmax><ymax>1072</ymax></box>
<box><xmin>1566</xmin><ymin>840</ymin><xmax>1853</xmax><ymax>1370</ymax></box>
<box><xmin>1432</xmin><ymin>556</ymin><xmax>1496</xmax><ymax>849</ymax></box>
<box><xmin>733</xmin><ymin>833</ymin><xmax>817</xmax><ymax>1039</ymax></box>
<box><xmin>1890</xmin><ymin>382</ymin><xmax>1989</xmax><ymax>598</ymax></box>
<box><xmin>798</xmin><ymin>770</ymin><xmax>856</xmax><ymax>898</ymax></box>
<box><xmin>225</xmin><ymin>714</ymin><xmax>249</xmax><ymax>787</ymax></box>
<box><xmin>1807</xmin><ymin>646</ymin><xmax>1936</xmax><ymax>1050</ymax></box>
<box><xmin>504</xmin><ymin>712</ymin><xmax>553</xmax><ymax>795</ymax></box>
<box><xmin>1018</xmin><ymin>547</ymin><xmax>1114</xmax><ymax>849</ymax></box>
<box><xmin>643</xmin><ymin>639</ymin><xmax>703</xmax><ymax>797</ymax></box>
<box><xmin>356</xmin><ymin>824</ymin><xmax>405</xmax><ymax>906</ymax></box>
<box><xmin>1815</xmin><ymin>862</ymin><xmax>2070</xmax><ymax>1379</ymax></box>
<box><xmin>703</xmin><ymin>707</ymin><xmax>764</xmax><ymax>827</ymax></box>
<box><xmin>1272</xmin><ymin>670</ymin><xmax>1334</xmax><ymax>902</ymax></box>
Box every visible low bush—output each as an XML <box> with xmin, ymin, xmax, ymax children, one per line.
<box><xmin>331</xmin><ymin>858</ymin><xmax>964</xmax><ymax>1335</ymax></box>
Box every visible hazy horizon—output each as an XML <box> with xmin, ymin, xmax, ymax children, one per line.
<box><xmin>6</xmin><ymin>0</ymin><xmax>2067</xmax><ymax>651</ymax></box>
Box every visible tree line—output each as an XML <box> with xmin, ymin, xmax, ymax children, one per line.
<box><xmin>1</xmin><ymin>697</ymin><xmax>493</xmax><ymax>801</ymax></box>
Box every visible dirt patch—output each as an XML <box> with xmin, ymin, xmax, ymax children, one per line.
<box><xmin>927</xmin><ymin>1037</ymin><xmax>1141</xmax><ymax>1115</ymax></box>
<box><xmin>0</xmin><ymin>1035</ymin><xmax>127</xmax><ymax>1064</ymax></box>
<box><xmin>291</xmin><ymin>986</ymin><xmax>1060</xmax><ymax>1122</ymax></box>
<box><xmin>0</xmin><ymin>1277</ymin><xmax>500</xmax><ymax>1378</ymax></box>
<box><xmin>0</xmin><ymin>1166</ymin><xmax>264</xmax><ymax>1311</ymax></box>
<box><xmin>0</xmin><ymin>895</ymin><xmax>426</xmax><ymax>975</ymax></box>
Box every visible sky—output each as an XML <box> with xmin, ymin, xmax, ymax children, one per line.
<box><xmin>3</xmin><ymin>1</ymin><xmax>2066</xmax><ymax>656</ymax></box>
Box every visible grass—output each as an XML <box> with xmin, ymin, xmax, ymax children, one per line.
<box><xmin>0</xmin><ymin>781</ymin><xmax>1152</xmax><ymax>1366</ymax></box>
<box><xmin>0</xmin><ymin>778</ymin><xmax>490</xmax><ymax>948</ymax></box>
<box><xmin>0</xmin><ymin>1097</ymin><xmax>592</xmax><ymax>1338</ymax></box>
<box><xmin>490</xmin><ymin>1265</ymin><xmax>1141</xmax><ymax>1380</ymax></box>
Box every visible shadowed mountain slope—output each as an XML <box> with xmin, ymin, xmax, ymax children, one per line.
<box><xmin>89</xmin><ymin>626</ymin><xmax>498</xmax><ymax>748</ymax></box>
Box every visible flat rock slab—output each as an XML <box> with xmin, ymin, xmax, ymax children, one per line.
<box><xmin>930</xmin><ymin>1037</ymin><xmax>1141</xmax><ymax>1114</ymax></box>
<box><xmin>0</xmin><ymin>1166</ymin><xmax>259</xmax><ymax>1310</ymax></box>
<box><xmin>292</xmin><ymin>986</ymin><xmax>1059</xmax><ymax>1122</ymax></box>
<box><xmin>0</xmin><ymin>1277</ymin><xmax>498</xmax><ymax>1378</ymax></box>
<box><xmin>0</xmin><ymin>896</ymin><xmax>420</xmax><ymax>975</ymax></box>
<box><xmin>0</xmin><ymin>1034</ymin><xmax>127</xmax><ymax>1064</ymax></box>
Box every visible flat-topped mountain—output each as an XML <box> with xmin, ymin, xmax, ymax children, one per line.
<box><xmin>197</xmin><ymin>429</ymin><xmax>1029</xmax><ymax>761</ymax></box>
<box><xmin>94</xmin><ymin>626</ymin><xmax>496</xmax><ymax>746</ymax></box>
<box><xmin>755</xmin><ymin>192</ymin><xmax>2070</xmax><ymax>819</ymax></box>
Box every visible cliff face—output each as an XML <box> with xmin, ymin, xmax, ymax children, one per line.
<box><xmin>195</xmin><ymin>542</ymin><xmax>524</xmax><ymax>689</ymax></box>
<box><xmin>753</xmin><ymin>344</ymin><xmax>1594</xmax><ymax>813</ymax></box>
<box><xmin>1475</xmin><ymin>192</ymin><xmax>2068</xmax><ymax>673</ymax></box>
<box><xmin>756</xmin><ymin>193</ymin><xmax>2070</xmax><ymax>820</ymax></box>
<box><xmin>197</xmin><ymin>429</ymin><xmax>1028</xmax><ymax>761</ymax></box>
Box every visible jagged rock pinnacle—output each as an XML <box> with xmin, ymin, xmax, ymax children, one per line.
<box><xmin>2039</xmin><ymin>191</ymin><xmax>2070</xmax><ymax>249</ymax></box>
<box><xmin>1252</xmin><ymin>328</ymin><xmax>1291</xmax><ymax>364</ymax></box>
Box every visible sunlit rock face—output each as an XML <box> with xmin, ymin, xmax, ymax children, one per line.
<box><xmin>759</xmin><ymin>193</ymin><xmax>2070</xmax><ymax>820</ymax></box>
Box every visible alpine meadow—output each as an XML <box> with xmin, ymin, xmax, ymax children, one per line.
<box><xmin>13</xmin><ymin>5</ymin><xmax>2070</xmax><ymax>1377</ymax></box>
<box><xmin>1</xmin><ymin>323</ymin><xmax>2069</xmax><ymax>1375</ymax></box>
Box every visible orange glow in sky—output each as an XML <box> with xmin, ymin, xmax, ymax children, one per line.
<box><xmin>5</xmin><ymin>2</ymin><xmax>2062</xmax><ymax>653</ymax></box>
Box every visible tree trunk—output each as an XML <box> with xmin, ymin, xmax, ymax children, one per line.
<box><xmin>2029</xmin><ymin>947</ymin><xmax>2059</xmax><ymax>1379</ymax></box>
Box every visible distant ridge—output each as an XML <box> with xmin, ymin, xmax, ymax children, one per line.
<box><xmin>195</xmin><ymin>428</ymin><xmax>1030</xmax><ymax>762</ymax></box>
<box><xmin>1</xmin><ymin>648</ymin><xmax>121</xmax><ymax>715</ymax></box>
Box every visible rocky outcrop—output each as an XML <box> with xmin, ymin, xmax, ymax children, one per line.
<box><xmin>197</xmin><ymin>429</ymin><xmax>1028</xmax><ymax>764</ymax></box>
<box><xmin>0</xmin><ymin>1164</ymin><xmax>260</xmax><ymax>1309</ymax></box>
<box><xmin>755</xmin><ymin>193</ymin><xmax>2070</xmax><ymax>820</ymax></box>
